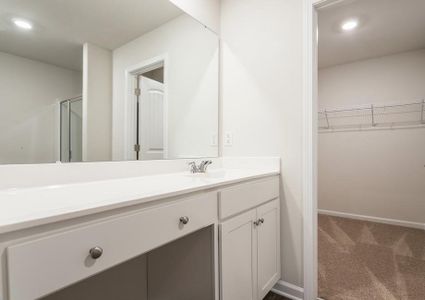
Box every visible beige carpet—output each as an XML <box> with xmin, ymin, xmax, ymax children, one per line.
<box><xmin>318</xmin><ymin>214</ymin><xmax>425</xmax><ymax>300</ymax></box>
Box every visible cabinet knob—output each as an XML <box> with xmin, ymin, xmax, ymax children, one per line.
<box><xmin>89</xmin><ymin>246</ymin><xmax>103</xmax><ymax>259</ymax></box>
<box><xmin>254</xmin><ymin>218</ymin><xmax>265</xmax><ymax>226</ymax></box>
<box><xmin>179</xmin><ymin>216</ymin><xmax>190</xmax><ymax>225</ymax></box>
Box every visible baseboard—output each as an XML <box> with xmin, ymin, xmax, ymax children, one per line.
<box><xmin>318</xmin><ymin>209</ymin><xmax>425</xmax><ymax>230</ymax></box>
<box><xmin>272</xmin><ymin>280</ymin><xmax>304</xmax><ymax>300</ymax></box>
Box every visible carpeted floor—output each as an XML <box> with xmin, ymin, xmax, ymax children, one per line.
<box><xmin>318</xmin><ymin>214</ymin><xmax>425</xmax><ymax>300</ymax></box>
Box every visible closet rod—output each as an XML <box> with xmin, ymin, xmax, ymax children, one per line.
<box><xmin>320</xmin><ymin>100</ymin><xmax>425</xmax><ymax>114</ymax></box>
<box><xmin>318</xmin><ymin>99</ymin><xmax>425</xmax><ymax>132</ymax></box>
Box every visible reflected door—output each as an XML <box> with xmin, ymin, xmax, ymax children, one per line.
<box><xmin>138</xmin><ymin>76</ymin><xmax>165</xmax><ymax>160</ymax></box>
<box><xmin>60</xmin><ymin>98</ymin><xmax>82</xmax><ymax>162</ymax></box>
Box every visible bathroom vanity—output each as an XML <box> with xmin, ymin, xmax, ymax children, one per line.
<box><xmin>0</xmin><ymin>1</ymin><xmax>281</xmax><ymax>299</ymax></box>
<box><xmin>0</xmin><ymin>158</ymin><xmax>281</xmax><ymax>300</ymax></box>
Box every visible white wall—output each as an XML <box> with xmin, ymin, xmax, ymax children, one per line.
<box><xmin>0</xmin><ymin>0</ymin><xmax>308</xmax><ymax>291</ymax></box>
<box><xmin>83</xmin><ymin>43</ymin><xmax>113</xmax><ymax>162</ymax></box>
<box><xmin>113</xmin><ymin>14</ymin><xmax>218</xmax><ymax>160</ymax></box>
<box><xmin>221</xmin><ymin>0</ymin><xmax>304</xmax><ymax>287</ymax></box>
<box><xmin>0</xmin><ymin>51</ymin><xmax>82</xmax><ymax>164</ymax></box>
<box><xmin>319</xmin><ymin>49</ymin><xmax>425</xmax><ymax>225</ymax></box>
<box><xmin>169</xmin><ymin>0</ymin><xmax>220</xmax><ymax>33</ymax></box>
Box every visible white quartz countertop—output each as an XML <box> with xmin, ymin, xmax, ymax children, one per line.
<box><xmin>0</xmin><ymin>168</ymin><xmax>279</xmax><ymax>234</ymax></box>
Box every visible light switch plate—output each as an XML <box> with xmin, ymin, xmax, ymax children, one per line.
<box><xmin>224</xmin><ymin>132</ymin><xmax>233</xmax><ymax>146</ymax></box>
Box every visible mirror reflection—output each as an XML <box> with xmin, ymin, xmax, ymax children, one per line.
<box><xmin>0</xmin><ymin>0</ymin><xmax>219</xmax><ymax>164</ymax></box>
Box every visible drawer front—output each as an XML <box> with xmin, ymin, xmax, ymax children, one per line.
<box><xmin>219</xmin><ymin>176</ymin><xmax>279</xmax><ymax>219</ymax></box>
<box><xmin>7</xmin><ymin>192</ymin><xmax>217</xmax><ymax>300</ymax></box>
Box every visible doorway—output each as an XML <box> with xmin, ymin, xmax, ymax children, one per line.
<box><xmin>315</xmin><ymin>0</ymin><xmax>425</xmax><ymax>299</ymax></box>
<box><xmin>126</xmin><ymin>57</ymin><xmax>168</xmax><ymax>161</ymax></box>
<box><xmin>135</xmin><ymin>66</ymin><xmax>166</xmax><ymax>160</ymax></box>
<box><xmin>60</xmin><ymin>97</ymin><xmax>83</xmax><ymax>162</ymax></box>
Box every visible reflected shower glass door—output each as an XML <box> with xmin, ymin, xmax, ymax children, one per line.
<box><xmin>60</xmin><ymin>98</ymin><xmax>82</xmax><ymax>162</ymax></box>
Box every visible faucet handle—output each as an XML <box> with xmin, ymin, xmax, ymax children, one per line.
<box><xmin>188</xmin><ymin>161</ymin><xmax>198</xmax><ymax>173</ymax></box>
<box><xmin>199</xmin><ymin>160</ymin><xmax>212</xmax><ymax>172</ymax></box>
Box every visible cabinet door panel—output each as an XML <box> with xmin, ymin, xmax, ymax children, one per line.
<box><xmin>220</xmin><ymin>209</ymin><xmax>257</xmax><ymax>300</ymax></box>
<box><xmin>257</xmin><ymin>199</ymin><xmax>280</xmax><ymax>299</ymax></box>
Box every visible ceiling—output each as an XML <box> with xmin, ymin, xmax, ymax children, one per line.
<box><xmin>0</xmin><ymin>0</ymin><xmax>182</xmax><ymax>71</ymax></box>
<box><xmin>318</xmin><ymin>0</ymin><xmax>425</xmax><ymax>68</ymax></box>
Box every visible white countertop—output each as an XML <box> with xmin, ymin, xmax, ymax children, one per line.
<box><xmin>0</xmin><ymin>168</ymin><xmax>279</xmax><ymax>234</ymax></box>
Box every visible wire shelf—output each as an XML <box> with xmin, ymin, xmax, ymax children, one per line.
<box><xmin>318</xmin><ymin>100</ymin><xmax>425</xmax><ymax>132</ymax></box>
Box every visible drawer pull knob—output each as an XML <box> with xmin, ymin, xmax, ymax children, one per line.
<box><xmin>259</xmin><ymin>218</ymin><xmax>265</xmax><ymax>224</ymax></box>
<box><xmin>89</xmin><ymin>246</ymin><xmax>103</xmax><ymax>259</ymax></box>
<box><xmin>179</xmin><ymin>216</ymin><xmax>190</xmax><ymax>225</ymax></box>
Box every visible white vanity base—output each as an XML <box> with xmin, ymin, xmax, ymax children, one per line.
<box><xmin>0</xmin><ymin>157</ymin><xmax>280</xmax><ymax>300</ymax></box>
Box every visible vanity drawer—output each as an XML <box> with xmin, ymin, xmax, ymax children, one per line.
<box><xmin>7</xmin><ymin>192</ymin><xmax>217</xmax><ymax>300</ymax></box>
<box><xmin>219</xmin><ymin>176</ymin><xmax>279</xmax><ymax>219</ymax></box>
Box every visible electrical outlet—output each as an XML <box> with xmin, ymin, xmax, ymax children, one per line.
<box><xmin>224</xmin><ymin>131</ymin><xmax>233</xmax><ymax>146</ymax></box>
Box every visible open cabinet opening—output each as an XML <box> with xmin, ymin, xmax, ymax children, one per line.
<box><xmin>41</xmin><ymin>226</ymin><xmax>215</xmax><ymax>300</ymax></box>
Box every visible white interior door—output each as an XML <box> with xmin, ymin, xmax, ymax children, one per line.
<box><xmin>139</xmin><ymin>76</ymin><xmax>165</xmax><ymax>160</ymax></box>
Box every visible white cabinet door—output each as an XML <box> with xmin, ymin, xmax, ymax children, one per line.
<box><xmin>220</xmin><ymin>209</ymin><xmax>257</xmax><ymax>300</ymax></box>
<box><xmin>256</xmin><ymin>199</ymin><xmax>281</xmax><ymax>300</ymax></box>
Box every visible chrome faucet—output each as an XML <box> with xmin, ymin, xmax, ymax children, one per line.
<box><xmin>188</xmin><ymin>160</ymin><xmax>213</xmax><ymax>173</ymax></box>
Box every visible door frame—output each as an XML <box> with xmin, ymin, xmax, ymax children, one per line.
<box><xmin>124</xmin><ymin>54</ymin><xmax>169</xmax><ymax>160</ymax></box>
<box><xmin>302</xmin><ymin>0</ymin><xmax>341</xmax><ymax>299</ymax></box>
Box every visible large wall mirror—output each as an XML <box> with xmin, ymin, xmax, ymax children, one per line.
<box><xmin>0</xmin><ymin>0</ymin><xmax>219</xmax><ymax>164</ymax></box>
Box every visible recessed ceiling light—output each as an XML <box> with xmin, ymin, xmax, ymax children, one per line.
<box><xmin>12</xmin><ymin>18</ymin><xmax>33</xmax><ymax>30</ymax></box>
<box><xmin>341</xmin><ymin>19</ymin><xmax>358</xmax><ymax>31</ymax></box>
